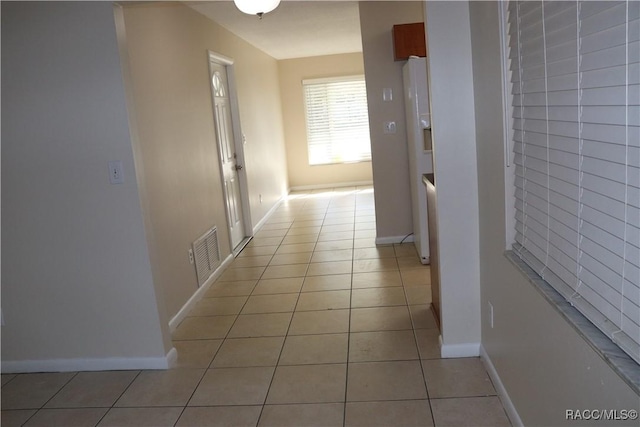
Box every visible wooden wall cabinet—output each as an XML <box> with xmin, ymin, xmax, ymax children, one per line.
<box><xmin>392</xmin><ymin>23</ymin><xmax>427</xmax><ymax>61</ymax></box>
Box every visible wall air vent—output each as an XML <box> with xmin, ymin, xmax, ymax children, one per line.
<box><xmin>192</xmin><ymin>226</ymin><xmax>221</xmax><ymax>287</ymax></box>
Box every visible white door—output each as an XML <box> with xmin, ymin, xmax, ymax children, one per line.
<box><xmin>209</xmin><ymin>60</ymin><xmax>246</xmax><ymax>250</ymax></box>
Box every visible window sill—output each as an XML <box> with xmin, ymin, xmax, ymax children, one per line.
<box><xmin>505</xmin><ymin>250</ymin><xmax>640</xmax><ymax>395</ymax></box>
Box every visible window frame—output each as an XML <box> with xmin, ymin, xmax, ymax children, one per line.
<box><xmin>498</xmin><ymin>0</ymin><xmax>640</xmax><ymax>392</ymax></box>
<box><xmin>302</xmin><ymin>75</ymin><xmax>372</xmax><ymax>166</ymax></box>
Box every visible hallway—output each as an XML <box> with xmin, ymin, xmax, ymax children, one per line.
<box><xmin>1</xmin><ymin>187</ymin><xmax>511</xmax><ymax>427</ymax></box>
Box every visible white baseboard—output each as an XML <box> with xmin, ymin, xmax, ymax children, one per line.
<box><xmin>480</xmin><ymin>345</ymin><xmax>523</xmax><ymax>427</ymax></box>
<box><xmin>169</xmin><ymin>192</ymin><xmax>286</xmax><ymax>335</ymax></box>
<box><xmin>1</xmin><ymin>347</ymin><xmax>177</xmax><ymax>373</ymax></box>
<box><xmin>170</xmin><ymin>192</ymin><xmax>285</xmax><ymax>332</ymax></box>
<box><xmin>289</xmin><ymin>181</ymin><xmax>373</xmax><ymax>192</ymax></box>
<box><xmin>165</xmin><ymin>346</ymin><xmax>178</xmax><ymax>369</ymax></box>
<box><xmin>168</xmin><ymin>253</ymin><xmax>234</xmax><ymax>332</ymax></box>
<box><xmin>439</xmin><ymin>337</ymin><xmax>481</xmax><ymax>358</ymax></box>
<box><xmin>252</xmin><ymin>193</ymin><xmax>287</xmax><ymax>234</ymax></box>
<box><xmin>375</xmin><ymin>235</ymin><xmax>415</xmax><ymax>245</ymax></box>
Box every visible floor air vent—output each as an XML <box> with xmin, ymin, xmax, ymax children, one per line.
<box><xmin>193</xmin><ymin>226</ymin><xmax>221</xmax><ymax>287</ymax></box>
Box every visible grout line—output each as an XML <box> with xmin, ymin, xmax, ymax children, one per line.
<box><xmin>342</xmin><ymin>197</ymin><xmax>357</xmax><ymax>426</ymax></box>
<box><xmin>7</xmin><ymin>372</ymin><xmax>78</xmax><ymax>426</ymax></box>
<box><xmin>37</xmin><ymin>371</ymin><xmax>80</xmax><ymax>409</ymax></box>
<box><xmin>92</xmin><ymin>370</ymin><xmax>143</xmax><ymax>425</ymax></box>
<box><xmin>0</xmin><ymin>374</ymin><xmax>18</xmax><ymax>389</ymax></box>
<box><xmin>428</xmin><ymin>393</ymin><xmax>501</xmax><ymax>400</ymax></box>
<box><xmin>172</xmin><ymin>212</ymin><xmax>289</xmax><ymax>423</ymax></box>
<box><xmin>140</xmin><ymin>191</ymin><xmax>440</xmax><ymax>424</ymax></box>
<box><xmin>178</xmin><ymin>266</ymin><xmax>262</xmax><ymax>413</ymax></box>
<box><xmin>256</xmin><ymin>193</ymin><xmax>328</xmax><ymax>425</ymax></box>
<box><xmin>398</xmin><ymin>255</ymin><xmax>438</xmax><ymax>427</ymax></box>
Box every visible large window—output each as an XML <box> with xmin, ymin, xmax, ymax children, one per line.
<box><xmin>506</xmin><ymin>1</ymin><xmax>639</xmax><ymax>364</ymax></box>
<box><xmin>303</xmin><ymin>76</ymin><xmax>372</xmax><ymax>165</ymax></box>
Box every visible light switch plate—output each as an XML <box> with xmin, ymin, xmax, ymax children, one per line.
<box><xmin>383</xmin><ymin>88</ymin><xmax>393</xmax><ymax>102</ymax></box>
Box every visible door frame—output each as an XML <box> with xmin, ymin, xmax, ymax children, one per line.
<box><xmin>207</xmin><ymin>50</ymin><xmax>252</xmax><ymax>255</ymax></box>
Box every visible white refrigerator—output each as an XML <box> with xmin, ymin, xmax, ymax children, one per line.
<box><xmin>403</xmin><ymin>56</ymin><xmax>433</xmax><ymax>264</ymax></box>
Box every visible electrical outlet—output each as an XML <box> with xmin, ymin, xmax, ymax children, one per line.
<box><xmin>383</xmin><ymin>121</ymin><xmax>397</xmax><ymax>134</ymax></box>
<box><xmin>488</xmin><ymin>302</ymin><xmax>494</xmax><ymax>328</ymax></box>
<box><xmin>188</xmin><ymin>249</ymin><xmax>194</xmax><ymax>264</ymax></box>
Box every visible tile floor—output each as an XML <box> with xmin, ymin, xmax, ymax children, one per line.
<box><xmin>1</xmin><ymin>187</ymin><xmax>511</xmax><ymax>427</ymax></box>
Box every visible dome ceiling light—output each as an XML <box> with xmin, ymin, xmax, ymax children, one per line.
<box><xmin>233</xmin><ymin>0</ymin><xmax>281</xmax><ymax>18</ymax></box>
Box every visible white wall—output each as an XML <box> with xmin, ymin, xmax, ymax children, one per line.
<box><xmin>359</xmin><ymin>1</ymin><xmax>421</xmax><ymax>241</ymax></box>
<box><xmin>423</xmin><ymin>1</ymin><xmax>481</xmax><ymax>354</ymax></box>
<box><xmin>469</xmin><ymin>2</ymin><xmax>639</xmax><ymax>425</ymax></box>
<box><xmin>1</xmin><ymin>2</ymin><xmax>170</xmax><ymax>371</ymax></box>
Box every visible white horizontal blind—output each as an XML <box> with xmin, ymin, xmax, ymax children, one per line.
<box><xmin>303</xmin><ymin>76</ymin><xmax>372</xmax><ymax>165</ymax></box>
<box><xmin>508</xmin><ymin>0</ymin><xmax>640</xmax><ymax>364</ymax></box>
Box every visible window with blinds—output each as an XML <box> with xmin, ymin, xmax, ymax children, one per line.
<box><xmin>303</xmin><ymin>76</ymin><xmax>372</xmax><ymax>165</ymax></box>
<box><xmin>507</xmin><ymin>1</ymin><xmax>639</xmax><ymax>364</ymax></box>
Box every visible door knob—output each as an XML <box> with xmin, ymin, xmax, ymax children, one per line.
<box><xmin>234</xmin><ymin>164</ymin><xmax>243</xmax><ymax>171</ymax></box>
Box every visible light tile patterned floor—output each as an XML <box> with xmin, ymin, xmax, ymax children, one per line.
<box><xmin>1</xmin><ymin>187</ymin><xmax>511</xmax><ymax>427</ymax></box>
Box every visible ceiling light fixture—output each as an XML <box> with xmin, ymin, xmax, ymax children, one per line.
<box><xmin>233</xmin><ymin>0</ymin><xmax>281</xmax><ymax>18</ymax></box>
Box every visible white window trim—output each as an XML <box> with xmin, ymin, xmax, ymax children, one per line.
<box><xmin>302</xmin><ymin>75</ymin><xmax>372</xmax><ymax>166</ymax></box>
<box><xmin>302</xmin><ymin>74</ymin><xmax>366</xmax><ymax>86</ymax></box>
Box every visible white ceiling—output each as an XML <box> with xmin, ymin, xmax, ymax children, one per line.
<box><xmin>187</xmin><ymin>1</ymin><xmax>362</xmax><ymax>60</ymax></box>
